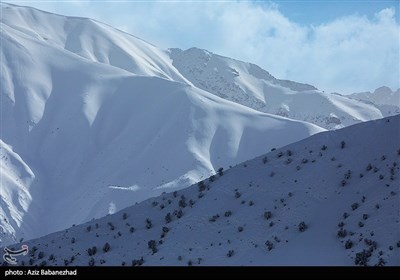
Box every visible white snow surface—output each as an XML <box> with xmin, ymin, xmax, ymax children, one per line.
<box><xmin>0</xmin><ymin>3</ymin><xmax>324</xmax><ymax>245</ymax></box>
<box><xmin>169</xmin><ymin>48</ymin><xmax>385</xmax><ymax>130</ymax></box>
<box><xmin>2</xmin><ymin>116</ymin><xmax>399</xmax><ymax>266</ymax></box>
<box><xmin>349</xmin><ymin>87</ymin><xmax>400</xmax><ymax>117</ymax></box>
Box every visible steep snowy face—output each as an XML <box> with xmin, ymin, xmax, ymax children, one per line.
<box><xmin>0</xmin><ymin>3</ymin><xmax>189</xmax><ymax>83</ymax></box>
<box><xmin>170</xmin><ymin>48</ymin><xmax>384</xmax><ymax>130</ymax></box>
<box><xmin>0</xmin><ymin>4</ymin><xmax>324</xmax><ymax>245</ymax></box>
<box><xmin>3</xmin><ymin>116</ymin><xmax>399</xmax><ymax>266</ymax></box>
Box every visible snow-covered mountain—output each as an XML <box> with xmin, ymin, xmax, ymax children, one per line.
<box><xmin>2</xmin><ymin>116</ymin><xmax>399</xmax><ymax>266</ymax></box>
<box><xmin>169</xmin><ymin>48</ymin><xmax>385</xmax><ymax>130</ymax></box>
<box><xmin>349</xmin><ymin>87</ymin><xmax>400</xmax><ymax>117</ymax></box>
<box><xmin>0</xmin><ymin>3</ymin><xmax>324</xmax><ymax>245</ymax></box>
<box><xmin>350</xmin><ymin>86</ymin><xmax>400</xmax><ymax>107</ymax></box>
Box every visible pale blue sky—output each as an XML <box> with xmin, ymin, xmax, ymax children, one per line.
<box><xmin>6</xmin><ymin>0</ymin><xmax>400</xmax><ymax>93</ymax></box>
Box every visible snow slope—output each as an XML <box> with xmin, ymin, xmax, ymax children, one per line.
<box><xmin>349</xmin><ymin>87</ymin><xmax>400</xmax><ymax>117</ymax></box>
<box><xmin>170</xmin><ymin>48</ymin><xmax>384</xmax><ymax>130</ymax></box>
<box><xmin>2</xmin><ymin>116</ymin><xmax>399</xmax><ymax>266</ymax></box>
<box><xmin>0</xmin><ymin>3</ymin><xmax>324</xmax><ymax>245</ymax></box>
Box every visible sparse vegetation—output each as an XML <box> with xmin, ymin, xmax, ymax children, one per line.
<box><xmin>298</xmin><ymin>221</ymin><xmax>307</xmax><ymax>232</ymax></box>
<box><xmin>218</xmin><ymin>167</ymin><xmax>224</xmax><ymax>176</ymax></box>
<box><xmin>345</xmin><ymin>239</ymin><xmax>353</xmax><ymax>249</ymax></box>
<box><xmin>107</xmin><ymin>222</ymin><xmax>115</xmax><ymax>231</ymax></box>
<box><xmin>165</xmin><ymin>213</ymin><xmax>172</xmax><ymax>224</ymax></box>
<box><xmin>179</xmin><ymin>195</ymin><xmax>187</xmax><ymax>208</ymax></box>
<box><xmin>351</xmin><ymin>203</ymin><xmax>359</xmax><ymax>211</ymax></box>
<box><xmin>224</xmin><ymin>211</ymin><xmax>232</xmax><ymax>217</ymax></box>
<box><xmin>123</xmin><ymin>213</ymin><xmax>128</xmax><ymax>220</ymax></box>
<box><xmin>148</xmin><ymin>240</ymin><xmax>158</xmax><ymax>254</ymax></box>
<box><xmin>265</xmin><ymin>240</ymin><xmax>274</xmax><ymax>251</ymax></box>
<box><xmin>227</xmin><ymin>250</ymin><xmax>234</xmax><ymax>257</ymax></box>
<box><xmin>235</xmin><ymin>191</ymin><xmax>241</xmax><ymax>198</ymax></box>
<box><xmin>354</xmin><ymin>250</ymin><xmax>371</xmax><ymax>266</ymax></box>
<box><xmin>264</xmin><ymin>211</ymin><xmax>272</xmax><ymax>220</ymax></box>
<box><xmin>337</xmin><ymin>229</ymin><xmax>347</xmax><ymax>238</ymax></box>
<box><xmin>198</xmin><ymin>181</ymin><xmax>206</xmax><ymax>192</ymax></box>
<box><xmin>102</xmin><ymin>242</ymin><xmax>111</xmax><ymax>253</ymax></box>
<box><xmin>146</xmin><ymin>218</ymin><xmax>153</xmax><ymax>229</ymax></box>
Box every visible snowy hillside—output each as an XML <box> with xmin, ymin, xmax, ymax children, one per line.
<box><xmin>0</xmin><ymin>3</ymin><xmax>324</xmax><ymax>245</ymax></box>
<box><xmin>2</xmin><ymin>116</ymin><xmax>399</xmax><ymax>266</ymax></box>
<box><xmin>170</xmin><ymin>48</ymin><xmax>384</xmax><ymax>130</ymax></box>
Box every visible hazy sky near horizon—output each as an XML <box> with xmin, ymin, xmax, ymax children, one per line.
<box><xmin>6</xmin><ymin>0</ymin><xmax>400</xmax><ymax>94</ymax></box>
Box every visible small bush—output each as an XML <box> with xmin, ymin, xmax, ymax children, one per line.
<box><xmin>270</xmin><ymin>171</ymin><xmax>275</xmax><ymax>177</ymax></box>
<box><xmin>224</xmin><ymin>211</ymin><xmax>232</xmax><ymax>217</ymax></box>
<box><xmin>209</xmin><ymin>175</ymin><xmax>216</xmax><ymax>182</ymax></box>
<box><xmin>227</xmin><ymin>250</ymin><xmax>234</xmax><ymax>258</ymax></box>
<box><xmin>198</xmin><ymin>181</ymin><xmax>206</xmax><ymax>192</ymax></box>
<box><xmin>238</xmin><ymin>226</ymin><xmax>244</xmax><ymax>232</ymax></box>
<box><xmin>277</xmin><ymin>151</ymin><xmax>283</xmax><ymax>158</ymax></box>
<box><xmin>107</xmin><ymin>222</ymin><xmax>115</xmax><ymax>231</ymax></box>
<box><xmin>337</xmin><ymin>229</ymin><xmax>347</xmax><ymax>238</ymax></box>
<box><xmin>165</xmin><ymin>213</ymin><xmax>172</xmax><ymax>224</ymax></box>
<box><xmin>235</xmin><ymin>191</ymin><xmax>241</xmax><ymax>199</ymax></box>
<box><xmin>341</xmin><ymin>141</ymin><xmax>346</xmax><ymax>149</ymax></box>
<box><xmin>88</xmin><ymin>258</ymin><xmax>95</xmax><ymax>266</ymax></box>
<box><xmin>354</xmin><ymin>250</ymin><xmax>371</xmax><ymax>266</ymax></box>
<box><xmin>71</xmin><ymin>237</ymin><xmax>75</xmax><ymax>244</ymax></box>
<box><xmin>265</xmin><ymin>240</ymin><xmax>274</xmax><ymax>251</ymax></box>
<box><xmin>148</xmin><ymin>240</ymin><xmax>158</xmax><ymax>253</ymax></box>
<box><xmin>379</xmin><ymin>174</ymin><xmax>384</xmax><ymax>180</ymax></box>
<box><xmin>248</xmin><ymin>201</ymin><xmax>254</xmax><ymax>206</ymax></box>
<box><xmin>302</xmin><ymin>158</ymin><xmax>308</xmax><ymax>164</ymax></box>
<box><xmin>269</xmin><ymin>221</ymin><xmax>274</xmax><ymax>227</ymax></box>
<box><xmin>103</xmin><ymin>242</ymin><xmax>111</xmax><ymax>253</ymax></box>
<box><xmin>351</xmin><ymin>203</ymin><xmax>359</xmax><ymax>211</ymax></box>
<box><xmin>38</xmin><ymin>252</ymin><xmax>44</xmax><ymax>259</ymax></box>
<box><xmin>87</xmin><ymin>226</ymin><xmax>91</xmax><ymax>232</ymax></box>
<box><xmin>341</xmin><ymin>180</ymin><xmax>347</xmax><ymax>187</ymax></box>
<box><xmin>176</xmin><ymin>209</ymin><xmax>183</xmax><ymax>219</ymax></box>
<box><xmin>321</xmin><ymin>145</ymin><xmax>327</xmax><ymax>151</ymax></box>
<box><xmin>132</xmin><ymin>257</ymin><xmax>144</xmax><ymax>266</ymax></box>
<box><xmin>262</xmin><ymin>157</ymin><xmax>268</xmax><ymax>164</ymax></box>
<box><xmin>298</xmin><ymin>221</ymin><xmax>307</xmax><ymax>232</ymax></box>
<box><xmin>363</xmin><ymin>214</ymin><xmax>369</xmax><ymax>220</ymax></box>
<box><xmin>123</xmin><ymin>213</ymin><xmax>128</xmax><ymax>220</ymax></box>
<box><xmin>209</xmin><ymin>214</ymin><xmax>220</xmax><ymax>222</ymax></box>
<box><xmin>146</xmin><ymin>218</ymin><xmax>153</xmax><ymax>229</ymax></box>
<box><xmin>179</xmin><ymin>196</ymin><xmax>187</xmax><ymax>208</ymax></box>
<box><xmin>264</xmin><ymin>211</ymin><xmax>272</xmax><ymax>220</ymax></box>
<box><xmin>358</xmin><ymin>221</ymin><xmax>364</xmax><ymax>228</ymax></box>
<box><xmin>345</xmin><ymin>239</ymin><xmax>353</xmax><ymax>249</ymax></box>
<box><xmin>218</xmin><ymin>167</ymin><xmax>224</xmax><ymax>176</ymax></box>
<box><xmin>366</xmin><ymin>163</ymin><xmax>372</xmax><ymax>171</ymax></box>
